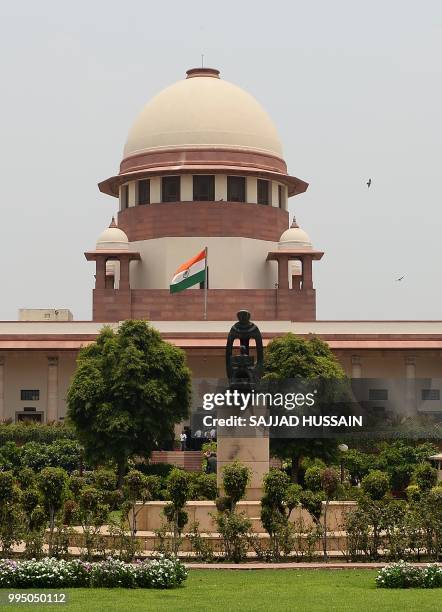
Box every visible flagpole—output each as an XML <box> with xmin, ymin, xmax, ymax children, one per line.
<box><xmin>204</xmin><ymin>246</ymin><xmax>208</xmax><ymax>321</ymax></box>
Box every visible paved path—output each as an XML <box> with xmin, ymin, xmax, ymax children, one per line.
<box><xmin>185</xmin><ymin>562</ymin><xmax>437</xmax><ymax>570</ymax></box>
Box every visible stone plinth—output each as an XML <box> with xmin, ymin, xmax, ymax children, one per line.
<box><xmin>132</xmin><ymin>500</ymin><xmax>357</xmax><ymax>533</ymax></box>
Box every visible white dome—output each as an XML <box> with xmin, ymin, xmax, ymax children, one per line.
<box><xmin>279</xmin><ymin>218</ymin><xmax>312</xmax><ymax>250</ymax></box>
<box><xmin>123</xmin><ymin>68</ymin><xmax>283</xmax><ymax>159</ymax></box>
<box><xmin>96</xmin><ymin>220</ymin><xmax>129</xmax><ymax>250</ymax></box>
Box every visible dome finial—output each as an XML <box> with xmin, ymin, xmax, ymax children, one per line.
<box><xmin>109</xmin><ymin>217</ymin><xmax>117</xmax><ymax>228</ymax></box>
<box><xmin>186</xmin><ymin>67</ymin><xmax>220</xmax><ymax>79</ymax></box>
<box><xmin>291</xmin><ymin>216</ymin><xmax>299</xmax><ymax>228</ymax></box>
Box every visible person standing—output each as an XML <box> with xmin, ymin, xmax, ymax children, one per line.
<box><xmin>179</xmin><ymin>431</ymin><xmax>187</xmax><ymax>451</ymax></box>
<box><xmin>205</xmin><ymin>452</ymin><xmax>217</xmax><ymax>474</ymax></box>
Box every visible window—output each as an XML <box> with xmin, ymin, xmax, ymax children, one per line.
<box><xmin>137</xmin><ymin>179</ymin><xmax>150</xmax><ymax>205</ymax></box>
<box><xmin>369</xmin><ymin>389</ymin><xmax>388</xmax><ymax>401</ymax></box>
<box><xmin>193</xmin><ymin>175</ymin><xmax>215</xmax><ymax>201</ymax></box>
<box><xmin>227</xmin><ymin>176</ymin><xmax>246</xmax><ymax>202</ymax></box>
<box><xmin>16</xmin><ymin>412</ymin><xmax>43</xmax><ymax>423</ymax></box>
<box><xmin>257</xmin><ymin>179</ymin><xmax>269</xmax><ymax>205</ymax></box>
<box><xmin>121</xmin><ymin>184</ymin><xmax>129</xmax><ymax>210</ymax></box>
<box><xmin>278</xmin><ymin>185</ymin><xmax>284</xmax><ymax>208</ymax></box>
<box><xmin>422</xmin><ymin>389</ymin><xmax>440</xmax><ymax>401</ymax></box>
<box><xmin>21</xmin><ymin>390</ymin><xmax>40</xmax><ymax>401</ymax></box>
<box><xmin>161</xmin><ymin>176</ymin><xmax>180</xmax><ymax>202</ymax></box>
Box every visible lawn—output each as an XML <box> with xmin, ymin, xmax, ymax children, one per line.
<box><xmin>1</xmin><ymin>569</ymin><xmax>440</xmax><ymax>612</ymax></box>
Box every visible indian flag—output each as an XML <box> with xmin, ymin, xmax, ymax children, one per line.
<box><xmin>170</xmin><ymin>248</ymin><xmax>207</xmax><ymax>294</ymax></box>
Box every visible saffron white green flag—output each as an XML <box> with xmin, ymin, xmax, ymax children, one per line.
<box><xmin>170</xmin><ymin>249</ymin><xmax>206</xmax><ymax>293</ymax></box>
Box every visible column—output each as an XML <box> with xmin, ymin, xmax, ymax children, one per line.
<box><xmin>0</xmin><ymin>356</ymin><xmax>4</xmax><ymax>421</ymax></box>
<box><xmin>181</xmin><ymin>175</ymin><xmax>193</xmax><ymax>201</ymax></box>
<box><xmin>150</xmin><ymin>177</ymin><xmax>161</xmax><ymax>203</ymax></box>
<box><xmin>405</xmin><ymin>356</ymin><xmax>416</xmax><ymax>416</ymax></box>
<box><xmin>351</xmin><ymin>355</ymin><xmax>362</xmax><ymax>379</ymax></box>
<box><xmin>215</xmin><ymin>175</ymin><xmax>227</xmax><ymax>201</ymax></box>
<box><xmin>95</xmin><ymin>257</ymin><xmax>106</xmax><ymax>289</ymax></box>
<box><xmin>277</xmin><ymin>255</ymin><xmax>289</xmax><ymax>290</ymax></box>
<box><xmin>246</xmin><ymin>177</ymin><xmax>257</xmax><ymax>203</ymax></box>
<box><xmin>119</xmin><ymin>256</ymin><xmax>130</xmax><ymax>290</ymax></box>
<box><xmin>271</xmin><ymin>181</ymin><xmax>279</xmax><ymax>207</ymax></box>
<box><xmin>128</xmin><ymin>181</ymin><xmax>136</xmax><ymax>207</ymax></box>
<box><xmin>302</xmin><ymin>255</ymin><xmax>313</xmax><ymax>290</ymax></box>
<box><xmin>47</xmin><ymin>357</ymin><xmax>59</xmax><ymax>423</ymax></box>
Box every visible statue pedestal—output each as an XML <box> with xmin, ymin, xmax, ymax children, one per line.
<box><xmin>217</xmin><ymin>435</ymin><xmax>269</xmax><ymax>500</ymax></box>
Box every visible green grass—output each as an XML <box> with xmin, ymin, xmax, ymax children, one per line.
<box><xmin>2</xmin><ymin>569</ymin><xmax>441</xmax><ymax>612</ymax></box>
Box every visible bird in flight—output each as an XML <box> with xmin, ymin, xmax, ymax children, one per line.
<box><xmin>366</xmin><ymin>178</ymin><xmax>372</xmax><ymax>188</ymax></box>
<box><xmin>396</xmin><ymin>275</ymin><xmax>405</xmax><ymax>281</ymax></box>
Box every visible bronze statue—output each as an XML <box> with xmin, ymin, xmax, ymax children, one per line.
<box><xmin>225</xmin><ymin>310</ymin><xmax>263</xmax><ymax>386</ymax></box>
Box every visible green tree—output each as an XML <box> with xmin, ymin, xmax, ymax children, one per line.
<box><xmin>163</xmin><ymin>468</ymin><xmax>190</xmax><ymax>555</ymax></box>
<box><xmin>264</xmin><ymin>334</ymin><xmax>348</xmax><ymax>481</ymax></box>
<box><xmin>320</xmin><ymin>467</ymin><xmax>339</xmax><ymax>561</ymax></box>
<box><xmin>260</xmin><ymin>469</ymin><xmax>302</xmax><ymax>559</ymax></box>
<box><xmin>37</xmin><ymin>467</ymin><xmax>69</xmax><ymax>556</ymax></box>
<box><xmin>67</xmin><ymin>320</ymin><xmax>191</xmax><ymax>486</ymax></box>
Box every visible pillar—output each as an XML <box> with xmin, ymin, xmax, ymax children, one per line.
<box><xmin>277</xmin><ymin>255</ymin><xmax>289</xmax><ymax>289</ymax></box>
<box><xmin>0</xmin><ymin>356</ymin><xmax>4</xmax><ymax>421</ymax></box>
<box><xmin>47</xmin><ymin>356</ymin><xmax>59</xmax><ymax>423</ymax></box>
<box><xmin>246</xmin><ymin>177</ymin><xmax>257</xmax><ymax>203</ymax></box>
<box><xmin>351</xmin><ymin>355</ymin><xmax>362</xmax><ymax>379</ymax></box>
<box><xmin>302</xmin><ymin>255</ymin><xmax>313</xmax><ymax>290</ymax></box>
<box><xmin>405</xmin><ymin>355</ymin><xmax>416</xmax><ymax>416</ymax></box>
<box><xmin>119</xmin><ymin>256</ymin><xmax>130</xmax><ymax>290</ymax></box>
<box><xmin>95</xmin><ymin>257</ymin><xmax>106</xmax><ymax>289</ymax></box>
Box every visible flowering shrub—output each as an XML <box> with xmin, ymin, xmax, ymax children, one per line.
<box><xmin>135</xmin><ymin>555</ymin><xmax>188</xmax><ymax>589</ymax></box>
<box><xmin>90</xmin><ymin>557</ymin><xmax>135</xmax><ymax>588</ymax></box>
<box><xmin>0</xmin><ymin>555</ymin><xmax>187</xmax><ymax>589</ymax></box>
<box><xmin>0</xmin><ymin>558</ymin><xmax>89</xmax><ymax>588</ymax></box>
<box><xmin>376</xmin><ymin>561</ymin><xmax>442</xmax><ymax>589</ymax></box>
<box><xmin>421</xmin><ymin>564</ymin><xmax>442</xmax><ymax>588</ymax></box>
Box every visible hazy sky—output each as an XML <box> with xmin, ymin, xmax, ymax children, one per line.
<box><xmin>0</xmin><ymin>1</ymin><xmax>441</xmax><ymax>321</ymax></box>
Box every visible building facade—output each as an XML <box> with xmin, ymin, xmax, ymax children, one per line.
<box><xmin>1</xmin><ymin>67</ymin><xmax>442</xmax><ymax>424</ymax></box>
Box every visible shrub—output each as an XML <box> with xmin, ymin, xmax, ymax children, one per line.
<box><xmin>187</xmin><ymin>473</ymin><xmax>217</xmax><ymax>500</ymax></box>
<box><xmin>361</xmin><ymin>470</ymin><xmax>390</xmax><ymax>500</ymax></box>
<box><xmin>163</xmin><ymin>469</ymin><xmax>190</xmax><ymax>554</ymax></box>
<box><xmin>135</xmin><ymin>463</ymin><xmax>175</xmax><ymax>478</ymax></box>
<box><xmin>376</xmin><ymin>561</ymin><xmax>442</xmax><ymax>589</ymax></box>
<box><xmin>135</xmin><ymin>555</ymin><xmax>188</xmax><ymax>589</ymax></box>
<box><xmin>90</xmin><ymin>557</ymin><xmax>136</xmax><ymax>588</ymax></box>
<box><xmin>0</xmin><ymin>556</ymin><xmax>187</xmax><ymax>589</ymax></box>
<box><xmin>304</xmin><ymin>466</ymin><xmax>323</xmax><ymax>492</ymax></box>
<box><xmin>421</xmin><ymin>564</ymin><xmax>442</xmax><ymax>588</ymax></box>
<box><xmin>222</xmin><ymin>462</ymin><xmax>250</xmax><ymax>509</ymax></box>
<box><xmin>0</xmin><ymin>423</ymin><xmax>76</xmax><ymax>445</ymax></box>
<box><xmin>411</xmin><ymin>462</ymin><xmax>438</xmax><ymax>492</ymax></box>
<box><xmin>260</xmin><ymin>470</ymin><xmax>302</xmax><ymax>560</ymax></box>
<box><xmin>376</xmin><ymin>561</ymin><xmax>423</xmax><ymax>588</ymax></box>
<box><xmin>216</xmin><ymin>511</ymin><xmax>252</xmax><ymax>563</ymax></box>
<box><xmin>185</xmin><ymin>522</ymin><xmax>215</xmax><ymax>562</ymax></box>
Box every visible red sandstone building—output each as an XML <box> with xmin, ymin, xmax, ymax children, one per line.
<box><xmin>1</xmin><ymin>67</ymin><xmax>442</xmax><ymax>423</ymax></box>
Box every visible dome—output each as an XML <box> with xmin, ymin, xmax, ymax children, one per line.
<box><xmin>96</xmin><ymin>218</ymin><xmax>129</xmax><ymax>250</ymax></box>
<box><xmin>278</xmin><ymin>218</ymin><xmax>312</xmax><ymax>250</ymax></box>
<box><xmin>123</xmin><ymin>68</ymin><xmax>283</xmax><ymax>159</ymax></box>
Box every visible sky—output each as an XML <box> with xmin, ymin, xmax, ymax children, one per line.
<box><xmin>0</xmin><ymin>1</ymin><xmax>441</xmax><ymax>321</ymax></box>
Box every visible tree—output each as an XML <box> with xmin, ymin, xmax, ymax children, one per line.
<box><xmin>163</xmin><ymin>469</ymin><xmax>190</xmax><ymax>555</ymax></box>
<box><xmin>260</xmin><ymin>469</ymin><xmax>302</xmax><ymax>559</ymax></box>
<box><xmin>67</xmin><ymin>320</ymin><xmax>191</xmax><ymax>486</ymax></box>
<box><xmin>264</xmin><ymin>334</ymin><xmax>348</xmax><ymax>481</ymax></box>
<box><xmin>37</xmin><ymin>467</ymin><xmax>69</xmax><ymax>556</ymax></box>
<box><xmin>320</xmin><ymin>467</ymin><xmax>339</xmax><ymax>561</ymax></box>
